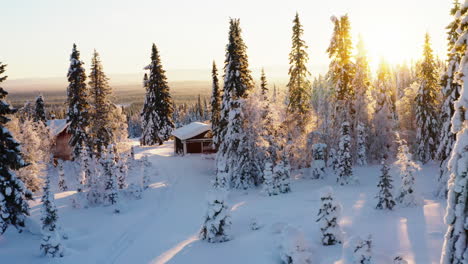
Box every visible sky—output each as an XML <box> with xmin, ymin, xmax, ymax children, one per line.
<box><xmin>0</xmin><ymin>0</ymin><xmax>452</xmax><ymax>82</ymax></box>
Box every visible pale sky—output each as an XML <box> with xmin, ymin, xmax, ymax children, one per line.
<box><xmin>1</xmin><ymin>0</ymin><xmax>451</xmax><ymax>81</ymax></box>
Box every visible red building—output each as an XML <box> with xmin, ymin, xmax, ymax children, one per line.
<box><xmin>171</xmin><ymin>122</ymin><xmax>215</xmax><ymax>155</ymax></box>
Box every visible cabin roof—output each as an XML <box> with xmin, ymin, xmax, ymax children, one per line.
<box><xmin>47</xmin><ymin>119</ymin><xmax>69</xmax><ymax>136</ymax></box>
<box><xmin>171</xmin><ymin>122</ymin><xmax>211</xmax><ymax>140</ymax></box>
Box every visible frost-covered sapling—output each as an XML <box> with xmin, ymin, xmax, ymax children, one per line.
<box><xmin>141</xmin><ymin>155</ymin><xmax>152</xmax><ymax>190</ymax></box>
<box><xmin>263</xmin><ymin>161</ymin><xmax>279</xmax><ymax>196</ymax></box>
<box><xmin>311</xmin><ymin>143</ymin><xmax>327</xmax><ymax>179</ymax></box>
<box><xmin>40</xmin><ymin>174</ymin><xmax>64</xmax><ymax>257</ymax></box>
<box><xmin>249</xmin><ymin>218</ymin><xmax>263</xmax><ymax>231</ymax></box>
<box><xmin>126</xmin><ymin>183</ymin><xmax>143</xmax><ymax>200</ymax></box>
<box><xmin>116</xmin><ymin>152</ymin><xmax>128</xmax><ymax>189</ymax></box>
<box><xmin>199</xmin><ymin>191</ymin><xmax>232</xmax><ymax>243</ymax></box>
<box><xmin>394</xmin><ymin>141</ymin><xmax>420</xmax><ymax>207</ymax></box>
<box><xmin>352</xmin><ymin>235</ymin><xmax>372</xmax><ymax>264</ymax></box>
<box><xmin>356</xmin><ymin>122</ymin><xmax>367</xmax><ymax>166</ymax></box>
<box><xmin>316</xmin><ymin>187</ymin><xmax>342</xmax><ymax>245</ymax></box>
<box><xmin>57</xmin><ymin>160</ymin><xmax>67</xmax><ymax>192</ymax></box>
<box><xmin>103</xmin><ymin>146</ymin><xmax>119</xmax><ymax>210</ymax></box>
<box><xmin>336</xmin><ymin>122</ymin><xmax>356</xmax><ymax>185</ymax></box>
<box><xmin>275</xmin><ymin>148</ymin><xmax>291</xmax><ymax>194</ymax></box>
<box><xmin>279</xmin><ymin>225</ymin><xmax>313</xmax><ymax>264</ymax></box>
<box><xmin>393</xmin><ymin>256</ymin><xmax>408</xmax><ymax>264</ymax></box>
<box><xmin>328</xmin><ymin>148</ymin><xmax>338</xmax><ymax>171</ymax></box>
<box><xmin>375</xmin><ymin>158</ymin><xmax>395</xmax><ymax>210</ymax></box>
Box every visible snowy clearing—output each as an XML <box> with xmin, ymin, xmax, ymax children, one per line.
<box><xmin>0</xmin><ymin>139</ymin><xmax>445</xmax><ymax>264</ymax></box>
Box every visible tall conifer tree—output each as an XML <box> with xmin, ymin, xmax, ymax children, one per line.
<box><xmin>66</xmin><ymin>44</ymin><xmax>90</xmax><ymax>158</ymax></box>
<box><xmin>440</xmin><ymin>2</ymin><xmax>468</xmax><ymax>262</ymax></box>
<box><xmin>415</xmin><ymin>33</ymin><xmax>440</xmax><ymax>163</ymax></box>
<box><xmin>437</xmin><ymin>0</ymin><xmax>462</xmax><ymax>198</ymax></box>
<box><xmin>34</xmin><ymin>95</ymin><xmax>46</xmax><ymax>123</ymax></box>
<box><xmin>140</xmin><ymin>44</ymin><xmax>174</xmax><ymax>146</ymax></box>
<box><xmin>287</xmin><ymin>13</ymin><xmax>311</xmax><ymax>117</ymax></box>
<box><xmin>215</xmin><ymin>18</ymin><xmax>254</xmax><ymax>189</ymax></box>
<box><xmin>88</xmin><ymin>50</ymin><xmax>114</xmax><ymax>155</ymax></box>
<box><xmin>0</xmin><ymin>62</ymin><xmax>32</xmax><ymax>234</ymax></box>
<box><xmin>211</xmin><ymin>61</ymin><xmax>222</xmax><ymax>148</ymax></box>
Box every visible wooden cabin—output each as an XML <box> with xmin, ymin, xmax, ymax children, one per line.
<box><xmin>172</xmin><ymin>122</ymin><xmax>215</xmax><ymax>155</ymax></box>
<box><xmin>47</xmin><ymin>119</ymin><xmax>73</xmax><ymax>161</ymax></box>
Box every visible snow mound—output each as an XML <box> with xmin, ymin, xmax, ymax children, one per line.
<box><xmin>171</xmin><ymin>122</ymin><xmax>211</xmax><ymax>140</ymax></box>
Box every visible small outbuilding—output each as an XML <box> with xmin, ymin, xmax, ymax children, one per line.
<box><xmin>171</xmin><ymin>122</ymin><xmax>215</xmax><ymax>155</ymax></box>
<box><xmin>47</xmin><ymin>119</ymin><xmax>73</xmax><ymax>161</ymax></box>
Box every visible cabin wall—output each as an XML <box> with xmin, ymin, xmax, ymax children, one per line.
<box><xmin>52</xmin><ymin>131</ymin><xmax>72</xmax><ymax>161</ymax></box>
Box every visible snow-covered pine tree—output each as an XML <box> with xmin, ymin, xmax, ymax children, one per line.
<box><xmin>329</xmin><ymin>148</ymin><xmax>338</xmax><ymax>171</ymax></box>
<box><xmin>40</xmin><ymin>173</ymin><xmax>64</xmax><ymax>257</ymax></box>
<box><xmin>141</xmin><ymin>155</ymin><xmax>151</xmax><ymax>190</ymax></box>
<box><xmin>437</xmin><ymin>0</ymin><xmax>462</xmax><ymax>198</ymax></box>
<box><xmin>262</xmin><ymin>161</ymin><xmax>278</xmax><ymax>196</ymax></box>
<box><xmin>66</xmin><ymin>44</ymin><xmax>90</xmax><ymax>159</ymax></box>
<box><xmin>327</xmin><ymin>15</ymin><xmax>355</xmax><ymax>135</ymax></box>
<box><xmin>103</xmin><ymin>146</ymin><xmax>119</xmax><ymax>209</ymax></box>
<box><xmin>86</xmin><ymin>151</ymin><xmax>103</xmax><ymax>207</ymax></box>
<box><xmin>336</xmin><ymin>122</ymin><xmax>355</xmax><ymax>185</ymax></box>
<box><xmin>275</xmin><ymin>145</ymin><xmax>292</xmax><ymax>194</ymax></box>
<box><xmin>116</xmin><ymin>151</ymin><xmax>128</xmax><ymax>189</ymax></box>
<box><xmin>395</xmin><ymin>138</ymin><xmax>420</xmax><ymax>207</ymax></box>
<box><xmin>88</xmin><ymin>50</ymin><xmax>114</xmax><ymax>156</ymax></box>
<box><xmin>440</xmin><ymin>2</ymin><xmax>468</xmax><ymax>262</ymax></box>
<box><xmin>57</xmin><ymin>160</ymin><xmax>67</xmax><ymax>192</ymax></box>
<box><xmin>371</xmin><ymin>60</ymin><xmax>396</xmax><ymax>161</ymax></box>
<box><xmin>375</xmin><ymin>158</ymin><xmax>395</xmax><ymax>210</ymax></box>
<box><xmin>311</xmin><ymin>143</ymin><xmax>327</xmax><ymax>179</ymax></box>
<box><xmin>352</xmin><ymin>235</ymin><xmax>373</xmax><ymax>264</ymax></box>
<box><xmin>214</xmin><ymin>18</ymin><xmax>254</xmax><ymax>189</ymax></box>
<box><xmin>34</xmin><ymin>95</ymin><xmax>46</xmax><ymax>123</ymax></box>
<box><xmin>356</xmin><ymin>122</ymin><xmax>367</xmax><ymax>166</ymax></box>
<box><xmin>0</xmin><ymin>62</ymin><xmax>33</xmax><ymax>234</ymax></box>
<box><xmin>352</xmin><ymin>36</ymin><xmax>371</xmax><ymax>138</ymax></box>
<box><xmin>210</xmin><ymin>61</ymin><xmax>222</xmax><ymax>148</ymax></box>
<box><xmin>140</xmin><ymin>43</ymin><xmax>174</xmax><ymax>146</ymax></box>
<box><xmin>415</xmin><ymin>33</ymin><xmax>440</xmax><ymax>163</ymax></box>
<box><xmin>287</xmin><ymin>13</ymin><xmax>311</xmax><ymax>117</ymax></box>
<box><xmin>199</xmin><ymin>191</ymin><xmax>232</xmax><ymax>243</ymax></box>
<box><xmin>316</xmin><ymin>187</ymin><xmax>342</xmax><ymax>245</ymax></box>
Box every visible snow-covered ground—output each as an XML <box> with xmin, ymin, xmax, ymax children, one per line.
<box><xmin>0</xmin><ymin>139</ymin><xmax>446</xmax><ymax>264</ymax></box>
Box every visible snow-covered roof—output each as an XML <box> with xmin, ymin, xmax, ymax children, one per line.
<box><xmin>171</xmin><ymin>122</ymin><xmax>211</xmax><ymax>140</ymax></box>
<box><xmin>46</xmin><ymin>119</ymin><xmax>69</xmax><ymax>136</ymax></box>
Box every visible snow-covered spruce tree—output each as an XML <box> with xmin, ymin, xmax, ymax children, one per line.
<box><xmin>210</xmin><ymin>61</ymin><xmax>222</xmax><ymax>148</ymax></box>
<box><xmin>66</xmin><ymin>44</ymin><xmax>90</xmax><ymax>159</ymax></box>
<box><xmin>199</xmin><ymin>191</ymin><xmax>232</xmax><ymax>243</ymax></box>
<box><xmin>415</xmin><ymin>33</ymin><xmax>440</xmax><ymax>164</ymax></box>
<box><xmin>356</xmin><ymin>122</ymin><xmax>367</xmax><ymax>166</ymax></box>
<box><xmin>57</xmin><ymin>160</ymin><xmax>67</xmax><ymax>192</ymax></box>
<box><xmin>316</xmin><ymin>187</ymin><xmax>342</xmax><ymax>245</ymax></box>
<box><xmin>329</xmin><ymin>148</ymin><xmax>338</xmax><ymax>171</ymax></box>
<box><xmin>214</xmin><ymin>18</ymin><xmax>254</xmax><ymax>189</ymax></box>
<box><xmin>140</xmin><ymin>43</ymin><xmax>174</xmax><ymax>146</ymax></box>
<box><xmin>0</xmin><ymin>62</ymin><xmax>33</xmax><ymax>234</ymax></box>
<box><xmin>395</xmin><ymin>138</ymin><xmax>420</xmax><ymax>207</ymax></box>
<box><xmin>311</xmin><ymin>143</ymin><xmax>327</xmax><ymax>179</ymax></box>
<box><xmin>287</xmin><ymin>12</ymin><xmax>311</xmax><ymax>118</ymax></box>
<box><xmin>262</xmin><ymin>161</ymin><xmax>278</xmax><ymax>196</ymax></box>
<box><xmin>371</xmin><ymin>60</ymin><xmax>396</xmax><ymax>161</ymax></box>
<box><xmin>275</xmin><ymin>144</ymin><xmax>292</xmax><ymax>194</ymax></box>
<box><xmin>88</xmin><ymin>50</ymin><xmax>114</xmax><ymax>156</ymax></box>
<box><xmin>352</xmin><ymin>235</ymin><xmax>373</xmax><ymax>264</ymax></box>
<box><xmin>375</xmin><ymin>158</ymin><xmax>395</xmax><ymax>210</ymax></box>
<box><xmin>437</xmin><ymin>0</ymin><xmax>462</xmax><ymax>198</ymax></box>
<box><xmin>141</xmin><ymin>155</ymin><xmax>151</xmax><ymax>190</ymax></box>
<box><xmin>336</xmin><ymin>122</ymin><xmax>355</xmax><ymax>185</ymax></box>
<box><xmin>34</xmin><ymin>95</ymin><xmax>46</xmax><ymax>123</ymax></box>
<box><xmin>40</xmin><ymin>173</ymin><xmax>64</xmax><ymax>258</ymax></box>
<box><xmin>116</xmin><ymin>151</ymin><xmax>128</xmax><ymax>189</ymax></box>
<box><xmin>440</xmin><ymin>2</ymin><xmax>468</xmax><ymax>262</ymax></box>
<box><xmin>86</xmin><ymin>151</ymin><xmax>103</xmax><ymax>207</ymax></box>
<box><xmin>352</xmin><ymin>36</ymin><xmax>371</xmax><ymax>136</ymax></box>
<box><xmin>103</xmin><ymin>146</ymin><xmax>119</xmax><ymax>209</ymax></box>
